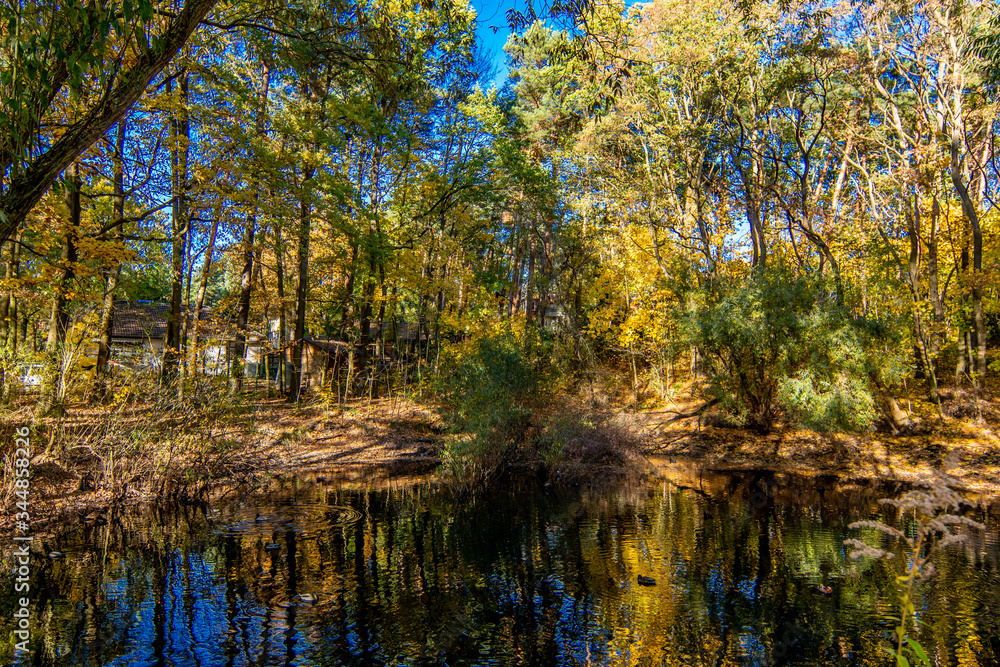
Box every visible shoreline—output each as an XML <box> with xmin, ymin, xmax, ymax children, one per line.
<box><xmin>6</xmin><ymin>396</ymin><xmax>1000</xmax><ymax>538</ymax></box>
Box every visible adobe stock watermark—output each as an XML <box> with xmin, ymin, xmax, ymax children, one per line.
<box><xmin>771</xmin><ymin>618</ymin><xmax>808</xmax><ymax>661</ymax></box>
<box><xmin>10</xmin><ymin>426</ymin><xmax>32</xmax><ymax>658</ymax></box>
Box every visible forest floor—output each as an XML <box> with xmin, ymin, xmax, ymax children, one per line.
<box><xmin>627</xmin><ymin>378</ymin><xmax>1000</xmax><ymax>497</ymax></box>
<box><xmin>4</xmin><ymin>373</ymin><xmax>1000</xmax><ymax>536</ymax></box>
<box><xmin>0</xmin><ymin>393</ymin><xmax>448</xmax><ymax>535</ymax></box>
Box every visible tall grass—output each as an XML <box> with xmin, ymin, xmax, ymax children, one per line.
<box><xmin>845</xmin><ymin>475</ymin><xmax>985</xmax><ymax>666</ymax></box>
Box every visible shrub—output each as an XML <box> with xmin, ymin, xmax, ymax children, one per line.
<box><xmin>777</xmin><ymin>370</ymin><xmax>877</xmax><ymax>432</ymax></box>
<box><xmin>694</xmin><ymin>265</ymin><xmax>901</xmax><ymax>433</ymax></box>
<box><xmin>535</xmin><ymin>409</ymin><xmax>646</xmax><ymax>483</ymax></box>
<box><xmin>440</xmin><ymin>329</ymin><xmax>538</xmax><ymax>484</ymax></box>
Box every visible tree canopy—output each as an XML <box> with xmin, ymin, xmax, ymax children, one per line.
<box><xmin>0</xmin><ymin>0</ymin><xmax>997</xmax><ymax>431</ymax></box>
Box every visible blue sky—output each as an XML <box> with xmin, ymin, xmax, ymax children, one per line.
<box><xmin>471</xmin><ymin>0</ymin><xmax>516</xmax><ymax>86</ymax></box>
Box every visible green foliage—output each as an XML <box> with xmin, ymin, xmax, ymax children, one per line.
<box><xmin>777</xmin><ymin>370</ymin><xmax>877</xmax><ymax>433</ymax></box>
<box><xmin>118</xmin><ymin>255</ymin><xmax>172</xmax><ymax>302</ymax></box>
<box><xmin>440</xmin><ymin>329</ymin><xmax>538</xmax><ymax>484</ymax></box>
<box><xmin>0</xmin><ymin>0</ymin><xmax>157</xmax><ymax>171</ymax></box>
<box><xmin>694</xmin><ymin>265</ymin><xmax>901</xmax><ymax>433</ymax></box>
<box><xmin>972</xmin><ymin>8</ymin><xmax>1000</xmax><ymax>84</ymax></box>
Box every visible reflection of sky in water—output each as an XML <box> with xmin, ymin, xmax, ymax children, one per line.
<box><xmin>3</xmin><ymin>473</ymin><xmax>1000</xmax><ymax>666</ymax></box>
<box><xmin>736</xmin><ymin>577</ymin><xmax>758</xmax><ymax>601</ymax></box>
<box><xmin>738</xmin><ymin>631</ymin><xmax>767</xmax><ymax>666</ymax></box>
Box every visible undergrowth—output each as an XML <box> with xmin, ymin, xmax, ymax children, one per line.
<box><xmin>436</xmin><ymin>327</ymin><xmax>648</xmax><ymax>489</ymax></box>
<box><xmin>438</xmin><ymin>330</ymin><xmax>538</xmax><ymax>488</ymax></box>
<box><xmin>1</xmin><ymin>373</ymin><xmax>267</xmax><ymax>515</ymax></box>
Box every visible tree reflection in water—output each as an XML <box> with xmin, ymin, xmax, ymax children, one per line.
<box><xmin>3</xmin><ymin>469</ymin><xmax>998</xmax><ymax>666</ymax></box>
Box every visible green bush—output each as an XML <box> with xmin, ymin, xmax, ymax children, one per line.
<box><xmin>777</xmin><ymin>370</ymin><xmax>877</xmax><ymax>432</ymax></box>
<box><xmin>694</xmin><ymin>265</ymin><xmax>900</xmax><ymax>433</ymax></box>
<box><xmin>440</xmin><ymin>330</ymin><xmax>538</xmax><ymax>483</ymax></box>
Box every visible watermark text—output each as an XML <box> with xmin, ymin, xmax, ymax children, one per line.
<box><xmin>10</xmin><ymin>425</ymin><xmax>31</xmax><ymax>657</ymax></box>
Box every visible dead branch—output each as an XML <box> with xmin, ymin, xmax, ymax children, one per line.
<box><xmin>649</xmin><ymin>398</ymin><xmax>721</xmax><ymax>424</ymax></box>
<box><xmin>644</xmin><ymin>433</ymin><xmax>690</xmax><ymax>453</ymax></box>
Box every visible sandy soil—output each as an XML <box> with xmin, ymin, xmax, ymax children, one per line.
<box><xmin>261</xmin><ymin>397</ymin><xmax>445</xmax><ymax>476</ymax></box>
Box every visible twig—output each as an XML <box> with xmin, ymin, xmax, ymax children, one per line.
<box><xmin>644</xmin><ymin>433</ymin><xmax>690</xmax><ymax>453</ymax></box>
<box><xmin>647</xmin><ymin>398</ymin><xmax>721</xmax><ymax>424</ymax></box>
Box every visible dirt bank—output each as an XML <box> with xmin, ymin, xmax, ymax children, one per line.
<box><xmin>1</xmin><ymin>396</ymin><xmax>448</xmax><ymax>536</ymax></box>
<box><xmin>634</xmin><ymin>394</ymin><xmax>1000</xmax><ymax>496</ymax></box>
<box><xmin>5</xmin><ymin>386</ymin><xmax>1000</xmax><ymax>538</ymax></box>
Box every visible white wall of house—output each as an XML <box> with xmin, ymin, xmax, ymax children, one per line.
<box><xmin>200</xmin><ymin>343</ymin><xmax>230</xmax><ymax>376</ymax></box>
<box><xmin>110</xmin><ymin>338</ymin><xmax>163</xmax><ymax>369</ymax></box>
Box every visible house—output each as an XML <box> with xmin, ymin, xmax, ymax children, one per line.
<box><xmin>108</xmin><ymin>301</ymin><xmax>170</xmax><ymax>369</ymax></box>
<box><xmin>244</xmin><ymin>317</ymin><xmax>432</xmax><ymax>392</ymax></box>
<box><xmin>530</xmin><ymin>297</ymin><xmax>566</xmax><ymax>329</ymax></box>
<box><xmin>260</xmin><ymin>317</ymin><xmax>426</xmax><ymax>359</ymax></box>
<box><xmin>108</xmin><ymin>301</ymin><xmax>236</xmax><ymax>374</ymax></box>
<box><xmin>300</xmin><ymin>337</ymin><xmax>351</xmax><ymax>391</ymax></box>
<box><xmin>248</xmin><ymin>337</ymin><xmax>350</xmax><ymax>392</ymax></box>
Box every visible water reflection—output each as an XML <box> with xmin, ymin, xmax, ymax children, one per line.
<box><xmin>3</xmin><ymin>467</ymin><xmax>999</xmax><ymax>666</ymax></box>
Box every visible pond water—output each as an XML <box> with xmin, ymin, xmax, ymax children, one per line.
<box><xmin>3</xmin><ymin>463</ymin><xmax>999</xmax><ymax>666</ymax></box>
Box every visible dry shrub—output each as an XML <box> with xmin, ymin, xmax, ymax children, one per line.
<box><xmin>702</xmin><ymin>407</ymin><xmax>743</xmax><ymax>429</ymax></box>
<box><xmin>940</xmin><ymin>387</ymin><xmax>986</xmax><ymax>421</ymax></box>
<box><xmin>537</xmin><ymin>409</ymin><xmax>649</xmax><ymax>483</ymax></box>
<box><xmin>1</xmin><ymin>377</ymin><xmax>270</xmax><ymax>516</ymax></box>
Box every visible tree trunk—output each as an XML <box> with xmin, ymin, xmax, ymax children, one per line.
<box><xmin>91</xmin><ymin>121</ymin><xmax>127</xmax><ymax>403</ymax></box>
<box><xmin>0</xmin><ymin>238</ymin><xmax>15</xmax><ymax>402</ymax></box>
<box><xmin>38</xmin><ymin>162</ymin><xmax>80</xmax><ymax>415</ymax></box>
<box><xmin>538</xmin><ymin>160</ymin><xmax>557</xmax><ymax>327</ymax></box>
<box><xmin>955</xmin><ymin>235</ymin><xmax>970</xmax><ymax>386</ymax></box>
<box><xmin>232</xmin><ymin>212</ymin><xmax>255</xmax><ymax>389</ymax></box>
<box><xmin>355</xmin><ymin>241</ymin><xmax>377</xmax><ymax>397</ymax></box>
<box><xmin>746</xmin><ymin>196</ymin><xmax>765</xmax><ymax>270</ymax></box>
<box><xmin>340</xmin><ymin>238</ymin><xmax>358</xmax><ymax>339</ymax></box>
<box><xmin>289</xmin><ymin>166</ymin><xmax>314</xmax><ymax>402</ymax></box>
<box><xmin>950</xmin><ymin>128</ymin><xmax>986</xmax><ymax>389</ymax></box>
<box><xmin>956</xmin><ymin>327</ymin><xmax>969</xmax><ymax>385</ymax></box>
<box><xmin>180</xmin><ymin>210</ymin><xmax>195</xmax><ymax>385</ymax></box>
<box><xmin>163</xmin><ymin>69</ymin><xmax>190</xmax><ymax>387</ymax></box>
<box><xmin>0</xmin><ymin>0</ymin><xmax>219</xmax><ymax>245</ymax></box>
<box><xmin>524</xmin><ymin>234</ymin><xmax>535</xmax><ymax>346</ymax></box>
<box><xmin>274</xmin><ymin>221</ymin><xmax>287</xmax><ymax>395</ymax></box>
<box><xmin>902</xmin><ymin>193</ymin><xmax>930</xmax><ymax>380</ymax></box>
<box><xmin>926</xmin><ymin>194</ymin><xmax>944</xmax><ymax>402</ymax></box>
<box><xmin>187</xmin><ymin>206</ymin><xmax>220</xmax><ymax>385</ymax></box>
<box><xmin>936</xmin><ymin>11</ymin><xmax>988</xmax><ymax>390</ymax></box>
<box><xmin>232</xmin><ymin>61</ymin><xmax>269</xmax><ymax>392</ymax></box>
<box><xmin>376</xmin><ymin>262</ymin><xmax>388</xmax><ymax>358</ymax></box>
<box><xmin>507</xmin><ymin>216</ymin><xmax>521</xmax><ymax>318</ymax></box>
<box><xmin>0</xmin><ymin>244</ymin><xmax>10</xmax><ymax>346</ymax></box>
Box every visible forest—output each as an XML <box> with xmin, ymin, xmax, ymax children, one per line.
<box><xmin>0</xmin><ymin>0</ymin><xmax>999</xmax><ymax>480</ymax></box>
<box><xmin>2</xmin><ymin>0</ymin><xmax>1000</xmax><ymax>665</ymax></box>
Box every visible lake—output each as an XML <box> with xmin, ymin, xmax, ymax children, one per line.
<box><xmin>3</xmin><ymin>462</ymin><xmax>998</xmax><ymax>666</ymax></box>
